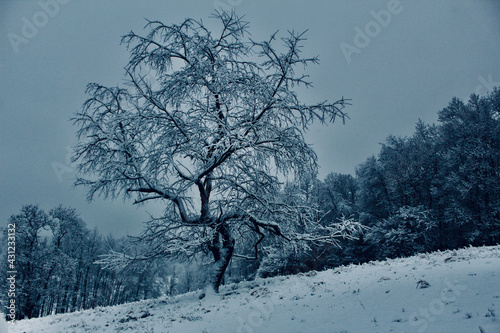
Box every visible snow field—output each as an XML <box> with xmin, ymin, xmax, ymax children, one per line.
<box><xmin>9</xmin><ymin>245</ymin><xmax>500</xmax><ymax>333</ymax></box>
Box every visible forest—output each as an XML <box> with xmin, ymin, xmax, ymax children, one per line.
<box><xmin>2</xmin><ymin>86</ymin><xmax>499</xmax><ymax>320</ymax></box>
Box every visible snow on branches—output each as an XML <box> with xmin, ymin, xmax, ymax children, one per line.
<box><xmin>73</xmin><ymin>11</ymin><xmax>352</xmax><ymax>292</ymax></box>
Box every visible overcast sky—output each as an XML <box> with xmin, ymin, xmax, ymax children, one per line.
<box><xmin>1</xmin><ymin>0</ymin><xmax>499</xmax><ymax>237</ymax></box>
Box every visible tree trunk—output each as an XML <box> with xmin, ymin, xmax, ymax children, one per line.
<box><xmin>208</xmin><ymin>222</ymin><xmax>234</xmax><ymax>293</ymax></box>
<box><xmin>81</xmin><ymin>265</ymin><xmax>91</xmax><ymax>309</ymax></box>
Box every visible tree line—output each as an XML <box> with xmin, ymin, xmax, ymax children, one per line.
<box><xmin>286</xmin><ymin>87</ymin><xmax>500</xmax><ymax>271</ymax></box>
<box><xmin>0</xmin><ymin>205</ymin><xmax>178</xmax><ymax>319</ymax></box>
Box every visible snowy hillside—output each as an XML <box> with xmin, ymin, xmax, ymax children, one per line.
<box><xmin>7</xmin><ymin>246</ymin><xmax>500</xmax><ymax>333</ymax></box>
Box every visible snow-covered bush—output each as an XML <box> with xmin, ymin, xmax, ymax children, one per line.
<box><xmin>366</xmin><ymin>206</ymin><xmax>437</xmax><ymax>258</ymax></box>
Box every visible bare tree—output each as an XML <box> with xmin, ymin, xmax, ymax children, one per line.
<box><xmin>73</xmin><ymin>11</ymin><xmax>359</xmax><ymax>293</ymax></box>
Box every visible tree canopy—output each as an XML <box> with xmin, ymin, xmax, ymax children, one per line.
<box><xmin>72</xmin><ymin>11</ymin><xmax>358</xmax><ymax>292</ymax></box>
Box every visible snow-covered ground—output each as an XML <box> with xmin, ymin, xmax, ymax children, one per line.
<box><xmin>8</xmin><ymin>246</ymin><xmax>500</xmax><ymax>333</ymax></box>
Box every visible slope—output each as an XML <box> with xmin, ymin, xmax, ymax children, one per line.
<box><xmin>8</xmin><ymin>245</ymin><xmax>500</xmax><ymax>333</ymax></box>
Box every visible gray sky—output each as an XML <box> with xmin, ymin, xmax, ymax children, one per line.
<box><xmin>1</xmin><ymin>0</ymin><xmax>499</xmax><ymax>237</ymax></box>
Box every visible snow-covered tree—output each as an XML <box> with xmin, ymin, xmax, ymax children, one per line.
<box><xmin>6</xmin><ymin>205</ymin><xmax>51</xmax><ymax>319</ymax></box>
<box><xmin>365</xmin><ymin>206</ymin><xmax>437</xmax><ymax>258</ymax></box>
<box><xmin>437</xmin><ymin>89</ymin><xmax>500</xmax><ymax>247</ymax></box>
<box><xmin>73</xmin><ymin>11</ymin><xmax>360</xmax><ymax>292</ymax></box>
